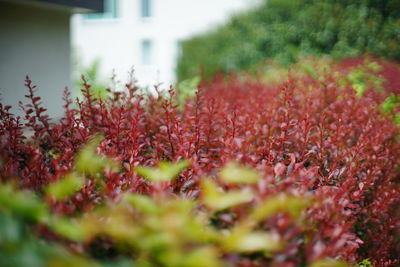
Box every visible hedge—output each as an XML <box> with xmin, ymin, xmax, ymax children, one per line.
<box><xmin>177</xmin><ymin>0</ymin><xmax>400</xmax><ymax>80</ymax></box>
<box><xmin>0</xmin><ymin>58</ymin><xmax>399</xmax><ymax>266</ymax></box>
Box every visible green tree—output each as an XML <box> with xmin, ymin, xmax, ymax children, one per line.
<box><xmin>177</xmin><ymin>0</ymin><xmax>400</xmax><ymax>80</ymax></box>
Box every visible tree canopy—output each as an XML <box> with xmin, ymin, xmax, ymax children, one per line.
<box><xmin>177</xmin><ymin>0</ymin><xmax>400</xmax><ymax>80</ymax></box>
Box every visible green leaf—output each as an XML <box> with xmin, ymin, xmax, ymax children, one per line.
<box><xmin>347</xmin><ymin>70</ymin><xmax>367</xmax><ymax>97</ymax></box>
<box><xmin>0</xmin><ymin>213</ymin><xmax>24</xmax><ymax>244</ymax></box>
<box><xmin>201</xmin><ymin>179</ymin><xmax>253</xmax><ymax>211</ymax></box>
<box><xmin>176</xmin><ymin>76</ymin><xmax>201</xmax><ymax>105</ymax></box>
<box><xmin>75</xmin><ymin>135</ymin><xmax>119</xmax><ymax>176</ymax></box>
<box><xmin>48</xmin><ymin>251</ymin><xmax>102</xmax><ymax>267</ymax></box>
<box><xmin>49</xmin><ymin>217</ymin><xmax>88</xmax><ymax>242</ymax></box>
<box><xmin>357</xmin><ymin>258</ymin><xmax>373</xmax><ymax>267</ymax></box>
<box><xmin>394</xmin><ymin>113</ymin><xmax>400</xmax><ymax>127</ymax></box>
<box><xmin>366</xmin><ymin>60</ymin><xmax>382</xmax><ymax>72</ymax></box>
<box><xmin>353</xmin><ymin>83</ymin><xmax>366</xmax><ymax>97</ymax></box>
<box><xmin>0</xmin><ymin>184</ymin><xmax>48</xmax><ymax>222</ymax></box>
<box><xmin>123</xmin><ymin>194</ymin><xmax>160</xmax><ymax>214</ymax></box>
<box><xmin>180</xmin><ymin>246</ymin><xmax>222</xmax><ymax>267</ymax></box>
<box><xmin>219</xmin><ymin>162</ymin><xmax>260</xmax><ymax>185</ymax></box>
<box><xmin>381</xmin><ymin>93</ymin><xmax>400</xmax><ymax>115</ymax></box>
<box><xmin>251</xmin><ymin>194</ymin><xmax>311</xmax><ymax>223</ymax></box>
<box><xmin>135</xmin><ymin>160</ymin><xmax>190</xmax><ymax>182</ymax></box>
<box><xmin>46</xmin><ymin>174</ymin><xmax>84</xmax><ymax>201</ymax></box>
<box><xmin>311</xmin><ymin>259</ymin><xmax>349</xmax><ymax>267</ymax></box>
<box><xmin>221</xmin><ymin>225</ymin><xmax>281</xmax><ymax>253</ymax></box>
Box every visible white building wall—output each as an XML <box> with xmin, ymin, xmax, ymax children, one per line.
<box><xmin>0</xmin><ymin>1</ymin><xmax>71</xmax><ymax>118</ymax></box>
<box><xmin>71</xmin><ymin>0</ymin><xmax>259</xmax><ymax>88</ymax></box>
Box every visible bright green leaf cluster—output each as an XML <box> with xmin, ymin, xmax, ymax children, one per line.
<box><xmin>75</xmin><ymin>134</ymin><xmax>119</xmax><ymax>176</ymax></box>
<box><xmin>45</xmin><ymin>135</ymin><xmax>120</xmax><ymax>201</ymax></box>
<box><xmin>0</xmin><ymin>143</ymin><xmax>347</xmax><ymax>266</ymax></box>
<box><xmin>382</xmin><ymin>93</ymin><xmax>400</xmax><ymax>115</ymax></box>
<box><xmin>345</xmin><ymin>59</ymin><xmax>385</xmax><ymax>97</ymax></box>
<box><xmin>219</xmin><ymin>161</ymin><xmax>260</xmax><ymax>185</ymax></box>
<box><xmin>135</xmin><ymin>160</ymin><xmax>190</xmax><ymax>182</ymax></box>
<box><xmin>251</xmin><ymin>194</ymin><xmax>312</xmax><ymax>223</ymax></box>
<box><xmin>176</xmin><ymin>76</ymin><xmax>201</xmax><ymax>106</ymax></box>
<box><xmin>46</xmin><ymin>174</ymin><xmax>84</xmax><ymax>201</ymax></box>
<box><xmin>220</xmin><ymin>226</ymin><xmax>282</xmax><ymax>254</ymax></box>
<box><xmin>311</xmin><ymin>259</ymin><xmax>349</xmax><ymax>267</ymax></box>
<box><xmin>201</xmin><ymin>178</ymin><xmax>254</xmax><ymax>211</ymax></box>
<box><xmin>381</xmin><ymin>93</ymin><xmax>400</xmax><ymax>127</ymax></box>
<box><xmin>356</xmin><ymin>258</ymin><xmax>374</xmax><ymax>267</ymax></box>
<box><xmin>0</xmin><ymin>183</ymin><xmax>48</xmax><ymax>222</ymax></box>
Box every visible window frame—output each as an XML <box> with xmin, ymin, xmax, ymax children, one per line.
<box><xmin>141</xmin><ymin>0</ymin><xmax>152</xmax><ymax>18</ymax></box>
<box><xmin>84</xmin><ymin>0</ymin><xmax>119</xmax><ymax>20</ymax></box>
<box><xmin>141</xmin><ymin>39</ymin><xmax>153</xmax><ymax>66</ymax></box>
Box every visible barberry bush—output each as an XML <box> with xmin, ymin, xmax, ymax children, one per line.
<box><xmin>0</xmin><ymin>57</ymin><xmax>399</xmax><ymax>266</ymax></box>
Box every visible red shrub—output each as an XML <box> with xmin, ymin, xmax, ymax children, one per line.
<box><xmin>0</xmin><ymin>59</ymin><xmax>399</xmax><ymax>265</ymax></box>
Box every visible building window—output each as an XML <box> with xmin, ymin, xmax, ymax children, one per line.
<box><xmin>141</xmin><ymin>0</ymin><xmax>152</xmax><ymax>18</ymax></box>
<box><xmin>141</xmin><ymin>39</ymin><xmax>153</xmax><ymax>65</ymax></box>
<box><xmin>85</xmin><ymin>0</ymin><xmax>119</xmax><ymax>20</ymax></box>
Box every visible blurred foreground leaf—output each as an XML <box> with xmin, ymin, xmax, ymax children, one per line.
<box><xmin>222</xmin><ymin>226</ymin><xmax>282</xmax><ymax>253</ymax></box>
<box><xmin>311</xmin><ymin>259</ymin><xmax>348</xmax><ymax>267</ymax></box>
<box><xmin>201</xmin><ymin>179</ymin><xmax>253</xmax><ymax>211</ymax></box>
<box><xmin>180</xmin><ymin>246</ymin><xmax>222</xmax><ymax>267</ymax></box>
<box><xmin>123</xmin><ymin>194</ymin><xmax>160</xmax><ymax>214</ymax></box>
<box><xmin>0</xmin><ymin>184</ymin><xmax>48</xmax><ymax>222</ymax></box>
<box><xmin>219</xmin><ymin>162</ymin><xmax>260</xmax><ymax>185</ymax></box>
<box><xmin>75</xmin><ymin>134</ymin><xmax>119</xmax><ymax>176</ymax></box>
<box><xmin>46</xmin><ymin>174</ymin><xmax>84</xmax><ymax>201</ymax></box>
<box><xmin>136</xmin><ymin>160</ymin><xmax>190</xmax><ymax>182</ymax></box>
<box><xmin>49</xmin><ymin>217</ymin><xmax>88</xmax><ymax>242</ymax></box>
<box><xmin>251</xmin><ymin>194</ymin><xmax>311</xmax><ymax>223</ymax></box>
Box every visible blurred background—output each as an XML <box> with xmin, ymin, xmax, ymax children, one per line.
<box><xmin>0</xmin><ymin>0</ymin><xmax>260</xmax><ymax>117</ymax></box>
<box><xmin>71</xmin><ymin>0</ymin><xmax>261</xmax><ymax>88</ymax></box>
<box><xmin>0</xmin><ymin>0</ymin><xmax>399</xmax><ymax>117</ymax></box>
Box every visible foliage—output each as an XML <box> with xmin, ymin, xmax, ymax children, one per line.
<box><xmin>177</xmin><ymin>0</ymin><xmax>400</xmax><ymax>80</ymax></box>
<box><xmin>0</xmin><ymin>157</ymin><xmax>325</xmax><ymax>266</ymax></box>
<box><xmin>175</xmin><ymin>76</ymin><xmax>201</xmax><ymax>106</ymax></box>
<box><xmin>1</xmin><ymin>58</ymin><xmax>400</xmax><ymax>266</ymax></box>
<box><xmin>357</xmin><ymin>258</ymin><xmax>374</xmax><ymax>267</ymax></box>
<box><xmin>74</xmin><ymin>57</ymin><xmax>109</xmax><ymax>99</ymax></box>
<box><xmin>381</xmin><ymin>93</ymin><xmax>400</xmax><ymax>126</ymax></box>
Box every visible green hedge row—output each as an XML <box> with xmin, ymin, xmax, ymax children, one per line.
<box><xmin>177</xmin><ymin>0</ymin><xmax>400</xmax><ymax>80</ymax></box>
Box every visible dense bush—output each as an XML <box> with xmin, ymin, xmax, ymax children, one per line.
<box><xmin>177</xmin><ymin>0</ymin><xmax>400</xmax><ymax>80</ymax></box>
<box><xmin>0</xmin><ymin>58</ymin><xmax>400</xmax><ymax>266</ymax></box>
